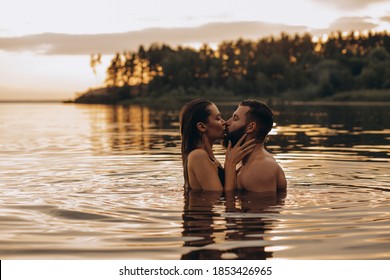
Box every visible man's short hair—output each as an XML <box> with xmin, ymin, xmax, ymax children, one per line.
<box><xmin>240</xmin><ymin>99</ymin><xmax>274</xmax><ymax>141</ymax></box>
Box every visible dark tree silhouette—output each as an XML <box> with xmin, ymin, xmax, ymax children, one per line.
<box><xmin>89</xmin><ymin>30</ymin><xmax>390</xmax><ymax>102</ymax></box>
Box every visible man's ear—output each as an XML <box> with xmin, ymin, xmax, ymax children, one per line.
<box><xmin>246</xmin><ymin>122</ymin><xmax>257</xmax><ymax>134</ymax></box>
<box><xmin>197</xmin><ymin>122</ymin><xmax>207</xmax><ymax>132</ymax></box>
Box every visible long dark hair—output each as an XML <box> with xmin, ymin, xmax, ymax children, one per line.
<box><xmin>179</xmin><ymin>99</ymin><xmax>213</xmax><ymax>188</ymax></box>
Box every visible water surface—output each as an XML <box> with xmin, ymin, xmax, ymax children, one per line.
<box><xmin>0</xmin><ymin>102</ymin><xmax>389</xmax><ymax>259</ymax></box>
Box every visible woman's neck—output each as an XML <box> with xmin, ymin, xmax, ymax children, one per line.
<box><xmin>199</xmin><ymin>136</ymin><xmax>214</xmax><ymax>158</ymax></box>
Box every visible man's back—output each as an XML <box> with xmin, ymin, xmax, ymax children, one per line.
<box><xmin>237</xmin><ymin>149</ymin><xmax>286</xmax><ymax>193</ymax></box>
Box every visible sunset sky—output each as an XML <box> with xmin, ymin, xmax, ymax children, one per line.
<box><xmin>1</xmin><ymin>0</ymin><xmax>389</xmax><ymax>100</ymax></box>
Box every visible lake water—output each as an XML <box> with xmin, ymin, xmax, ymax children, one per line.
<box><xmin>0</xmin><ymin>102</ymin><xmax>389</xmax><ymax>260</ymax></box>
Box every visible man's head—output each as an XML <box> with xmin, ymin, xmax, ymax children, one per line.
<box><xmin>224</xmin><ymin>99</ymin><xmax>274</xmax><ymax>146</ymax></box>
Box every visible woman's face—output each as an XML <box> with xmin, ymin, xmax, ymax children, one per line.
<box><xmin>205</xmin><ymin>103</ymin><xmax>225</xmax><ymax>141</ymax></box>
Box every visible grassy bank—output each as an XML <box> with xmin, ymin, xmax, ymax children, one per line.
<box><xmin>71</xmin><ymin>86</ymin><xmax>264</xmax><ymax>107</ymax></box>
<box><xmin>69</xmin><ymin>86</ymin><xmax>390</xmax><ymax>107</ymax></box>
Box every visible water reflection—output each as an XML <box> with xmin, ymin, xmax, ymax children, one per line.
<box><xmin>181</xmin><ymin>190</ymin><xmax>286</xmax><ymax>260</ymax></box>
<box><xmin>1</xmin><ymin>102</ymin><xmax>388</xmax><ymax>259</ymax></box>
<box><xmin>83</xmin><ymin>103</ymin><xmax>390</xmax><ymax>161</ymax></box>
<box><xmin>85</xmin><ymin>105</ymin><xmax>180</xmax><ymax>155</ymax></box>
<box><xmin>266</xmin><ymin>104</ymin><xmax>390</xmax><ymax>160</ymax></box>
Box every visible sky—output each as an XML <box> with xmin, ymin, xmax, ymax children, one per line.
<box><xmin>0</xmin><ymin>0</ymin><xmax>389</xmax><ymax>100</ymax></box>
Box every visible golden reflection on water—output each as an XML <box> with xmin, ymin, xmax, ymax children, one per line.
<box><xmin>84</xmin><ymin>104</ymin><xmax>182</xmax><ymax>156</ymax></box>
<box><xmin>86</xmin><ymin>105</ymin><xmax>153</xmax><ymax>155</ymax></box>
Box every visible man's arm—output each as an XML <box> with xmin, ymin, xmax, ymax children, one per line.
<box><xmin>277</xmin><ymin>164</ymin><xmax>287</xmax><ymax>192</ymax></box>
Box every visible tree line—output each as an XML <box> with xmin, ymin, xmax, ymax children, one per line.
<box><xmin>88</xmin><ymin>31</ymin><xmax>390</xmax><ymax>101</ymax></box>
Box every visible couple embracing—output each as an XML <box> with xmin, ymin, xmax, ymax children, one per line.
<box><xmin>180</xmin><ymin>99</ymin><xmax>286</xmax><ymax>193</ymax></box>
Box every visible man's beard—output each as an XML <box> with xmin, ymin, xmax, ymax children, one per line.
<box><xmin>223</xmin><ymin>125</ymin><xmax>247</xmax><ymax>148</ymax></box>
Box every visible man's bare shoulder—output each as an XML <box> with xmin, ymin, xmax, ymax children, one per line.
<box><xmin>251</xmin><ymin>152</ymin><xmax>279</xmax><ymax>168</ymax></box>
<box><xmin>238</xmin><ymin>152</ymin><xmax>284</xmax><ymax>192</ymax></box>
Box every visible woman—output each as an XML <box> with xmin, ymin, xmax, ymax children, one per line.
<box><xmin>180</xmin><ymin>99</ymin><xmax>255</xmax><ymax>192</ymax></box>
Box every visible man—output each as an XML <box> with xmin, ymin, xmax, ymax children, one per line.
<box><xmin>224</xmin><ymin>99</ymin><xmax>287</xmax><ymax>193</ymax></box>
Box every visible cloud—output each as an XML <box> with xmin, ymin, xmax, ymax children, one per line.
<box><xmin>311</xmin><ymin>0</ymin><xmax>389</xmax><ymax>10</ymax></box>
<box><xmin>0</xmin><ymin>18</ymin><xmax>383</xmax><ymax>55</ymax></box>
<box><xmin>313</xmin><ymin>17</ymin><xmax>377</xmax><ymax>34</ymax></box>
<box><xmin>381</xmin><ymin>16</ymin><xmax>390</xmax><ymax>22</ymax></box>
<box><xmin>0</xmin><ymin>22</ymin><xmax>308</xmax><ymax>55</ymax></box>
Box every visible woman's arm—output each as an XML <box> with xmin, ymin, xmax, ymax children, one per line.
<box><xmin>224</xmin><ymin>134</ymin><xmax>256</xmax><ymax>192</ymax></box>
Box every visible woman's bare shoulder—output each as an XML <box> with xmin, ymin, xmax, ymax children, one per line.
<box><xmin>188</xmin><ymin>149</ymin><xmax>209</xmax><ymax>161</ymax></box>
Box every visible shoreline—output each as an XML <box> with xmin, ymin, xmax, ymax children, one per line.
<box><xmin>66</xmin><ymin>86</ymin><xmax>390</xmax><ymax>106</ymax></box>
<box><xmin>3</xmin><ymin>100</ymin><xmax>390</xmax><ymax>107</ymax></box>
<box><xmin>2</xmin><ymin>99</ymin><xmax>390</xmax><ymax>106</ymax></box>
